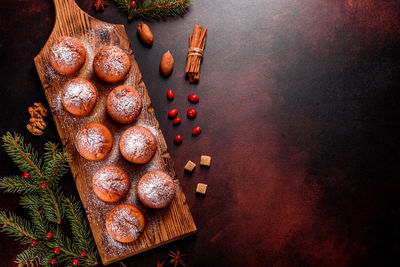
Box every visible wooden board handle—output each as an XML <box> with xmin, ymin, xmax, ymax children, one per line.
<box><xmin>52</xmin><ymin>0</ymin><xmax>85</xmax><ymax>32</ymax></box>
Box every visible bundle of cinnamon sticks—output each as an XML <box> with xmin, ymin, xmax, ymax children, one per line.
<box><xmin>185</xmin><ymin>25</ymin><xmax>207</xmax><ymax>83</ymax></box>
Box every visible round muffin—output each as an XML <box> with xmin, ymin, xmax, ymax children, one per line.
<box><xmin>137</xmin><ymin>170</ymin><xmax>176</xmax><ymax>209</ymax></box>
<box><xmin>61</xmin><ymin>78</ymin><xmax>97</xmax><ymax>116</ymax></box>
<box><xmin>106</xmin><ymin>204</ymin><xmax>145</xmax><ymax>243</ymax></box>
<box><xmin>75</xmin><ymin>122</ymin><xmax>113</xmax><ymax>161</ymax></box>
<box><xmin>49</xmin><ymin>36</ymin><xmax>86</xmax><ymax>75</ymax></box>
<box><xmin>93</xmin><ymin>46</ymin><xmax>131</xmax><ymax>83</ymax></box>
<box><xmin>119</xmin><ymin>126</ymin><xmax>157</xmax><ymax>164</ymax></box>
<box><xmin>106</xmin><ymin>85</ymin><xmax>142</xmax><ymax>124</ymax></box>
<box><xmin>92</xmin><ymin>165</ymin><xmax>130</xmax><ymax>203</ymax></box>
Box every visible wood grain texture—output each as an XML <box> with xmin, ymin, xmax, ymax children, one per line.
<box><xmin>33</xmin><ymin>0</ymin><xmax>197</xmax><ymax>265</ymax></box>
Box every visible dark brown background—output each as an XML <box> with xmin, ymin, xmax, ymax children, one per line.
<box><xmin>1</xmin><ymin>0</ymin><xmax>400</xmax><ymax>266</ymax></box>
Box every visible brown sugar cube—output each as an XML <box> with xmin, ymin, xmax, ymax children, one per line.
<box><xmin>200</xmin><ymin>155</ymin><xmax>212</xmax><ymax>167</ymax></box>
<box><xmin>184</xmin><ymin>160</ymin><xmax>196</xmax><ymax>172</ymax></box>
<box><xmin>196</xmin><ymin>183</ymin><xmax>208</xmax><ymax>195</ymax></box>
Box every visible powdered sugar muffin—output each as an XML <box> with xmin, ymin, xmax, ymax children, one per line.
<box><xmin>106</xmin><ymin>85</ymin><xmax>142</xmax><ymax>124</ymax></box>
<box><xmin>106</xmin><ymin>204</ymin><xmax>145</xmax><ymax>243</ymax></box>
<box><xmin>93</xmin><ymin>46</ymin><xmax>131</xmax><ymax>83</ymax></box>
<box><xmin>49</xmin><ymin>36</ymin><xmax>86</xmax><ymax>75</ymax></box>
<box><xmin>137</xmin><ymin>170</ymin><xmax>176</xmax><ymax>209</ymax></box>
<box><xmin>92</xmin><ymin>165</ymin><xmax>130</xmax><ymax>202</ymax></box>
<box><xmin>61</xmin><ymin>78</ymin><xmax>97</xmax><ymax>116</ymax></box>
<box><xmin>75</xmin><ymin>122</ymin><xmax>113</xmax><ymax>161</ymax></box>
<box><xmin>119</xmin><ymin>126</ymin><xmax>157</xmax><ymax>164</ymax></box>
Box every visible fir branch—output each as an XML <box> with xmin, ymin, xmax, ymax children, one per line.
<box><xmin>20</xmin><ymin>195</ymin><xmax>48</xmax><ymax>236</ymax></box>
<box><xmin>114</xmin><ymin>0</ymin><xmax>191</xmax><ymax>20</ymax></box>
<box><xmin>0</xmin><ymin>175</ymin><xmax>40</xmax><ymax>194</ymax></box>
<box><xmin>0</xmin><ymin>211</ymin><xmax>37</xmax><ymax>243</ymax></box>
<box><xmin>2</xmin><ymin>132</ymin><xmax>44</xmax><ymax>180</ymax></box>
<box><xmin>41</xmin><ymin>185</ymin><xmax>64</xmax><ymax>224</ymax></box>
<box><xmin>0</xmin><ymin>134</ymin><xmax>99</xmax><ymax>266</ymax></box>
<box><xmin>43</xmin><ymin>142</ymin><xmax>70</xmax><ymax>185</ymax></box>
<box><xmin>15</xmin><ymin>246</ymin><xmax>44</xmax><ymax>267</ymax></box>
<box><xmin>64</xmin><ymin>198</ymin><xmax>96</xmax><ymax>255</ymax></box>
<box><xmin>2</xmin><ymin>133</ymin><xmax>64</xmax><ymax>223</ymax></box>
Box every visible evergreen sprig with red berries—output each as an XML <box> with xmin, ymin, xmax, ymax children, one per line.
<box><xmin>114</xmin><ymin>0</ymin><xmax>191</xmax><ymax>20</ymax></box>
<box><xmin>0</xmin><ymin>132</ymin><xmax>98</xmax><ymax>267</ymax></box>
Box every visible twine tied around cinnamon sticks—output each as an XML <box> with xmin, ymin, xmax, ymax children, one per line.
<box><xmin>185</xmin><ymin>25</ymin><xmax>207</xmax><ymax>83</ymax></box>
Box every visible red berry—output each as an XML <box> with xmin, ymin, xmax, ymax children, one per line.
<box><xmin>50</xmin><ymin>259</ymin><xmax>57</xmax><ymax>265</ymax></box>
<box><xmin>80</xmin><ymin>251</ymin><xmax>86</xmax><ymax>257</ymax></box>
<box><xmin>30</xmin><ymin>241</ymin><xmax>37</xmax><ymax>247</ymax></box>
<box><xmin>168</xmin><ymin>109</ymin><xmax>178</xmax><ymax>118</ymax></box>
<box><xmin>54</xmin><ymin>247</ymin><xmax>61</xmax><ymax>254</ymax></box>
<box><xmin>173</xmin><ymin>117</ymin><xmax>182</xmax><ymax>126</ymax></box>
<box><xmin>167</xmin><ymin>90</ymin><xmax>174</xmax><ymax>100</ymax></box>
<box><xmin>41</xmin><ymin>183</ymin><xmax>46</xmax><ymax>189</ymax></box>
<box><xmin>130</xmin><ymin>1</ymin><xmax>136</xmax><ymax>7</ymax></box>
<box><xmin>23</xmin><ymin>172</ymin><xmax>30</xmax><ymax>179</ymax></box>
<box><xmin>187</xmin><ymin>108</ymin><xmax>197</xmax><ymax>119</ymax></box>
<box><xmin>192</xmin><ymin>126</ymin><xmax>202</xmax><ymax>135</ymax></box>
<box><xmin>46</xmin><ymin>232</ymin><xmax>53</xmax><ymax>238</ymax></box>
<box><xmin>73</xmin><ymin>259</ymin><xmax>79</xmax><ymax>266</ymax></box>
<box><xmin>188</xmin><ymin>94</ymin><xmax>199</xmax><ymax>103</ymax></box>
<box><xmin>174</xmin><ymin>135</ymin><xmax>182</xmax><ymax>144</ymax></box>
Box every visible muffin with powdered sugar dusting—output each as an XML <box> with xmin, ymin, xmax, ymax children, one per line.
<box><xmin>137</xmin><ymin>170</ymin><xmax>176</xmax><ymax>209</ymax></box>
<box><xmin>49</xmin><ymin>36</ymin><xmax>86</xmax><ymax>75</ymax></box>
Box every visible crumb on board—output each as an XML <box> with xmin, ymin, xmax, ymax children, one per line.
<box><xmin>200</xmin><ymin>155</ymin><xmax>211</xmax><ymax>167</ymax></box>
<box><xmin>196</xmin><ymin>183</ymin><xmax>207</xmax><ymax>195</ymax></box>
<box><xmin>184</xmin><ymin>160</ymin><xmax>196</xmax><ymax>172</ymax></box>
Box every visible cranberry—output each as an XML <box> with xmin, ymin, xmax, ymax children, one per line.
<box><xmin>30</xmin><ymin>241</ymin><xmax>37</xmax><ymax>247</ymax></box>
<box><xmin>23</xmin><ymin>172</ymin><xmax>30</xmax><ymax>179</ymax></box>
<box><xmin>168</xmin><ymin>109</ymin><xmax>178</xmax><ymax>118</ymax></box>
<box><xmin>167</xmin><ymin>90</ymin><xmax>174</xmax><ymax>100</ymax></box>
<box><xmin>80</xmin><ymin>251</ymin><xmax>86</xmax><ymax>257</ymax></box>
<box><xmin>54</xmin><ymin>247</ymin><xmax>61</xmax><ymax>254</ymax></box>
<box><xmin>173</xmin><ymin>117</ymin><xmax>182</xmax><ymax>125</ymax></box>
<box><xmin>41</xmin><ymin>183</ymin><xmax>47</xmax><ymax>189</ymax></box>
<box><xmin>46</xmin><ymin>232</ymin><xmax>53</xmax><ymax>238</ymax></box>
<box><xmin>72</xmin><ymin>259</ymin><xmax>79</xmax><ymax>266</ymax></box>
<box><xmin>188</xmin><ymin>94</ymin><xmax>199</xmax><ymax>103</ymax></box>
<box><xmin>192</xmin><ymin>126</ymin><xmax>202</xmax><ymax>135</ymax></box>
<box><xmin>187</xmin><ymin>108</ymin><xmax>197</xmax><ymax>119</ymax></box>
<box><xmin>174</xmin><ymin>135</ymin><xmax>182</xmax><ymax>144</ymax></box>
<box><xmin>130</xmin><ymin>1</ymin><xmax>136</xmax><ymax>7</ymax></box>
<box><xmin>50</xmin><ymin>259</ymin><xmax>57</xmax><ymax>265</ymax></box>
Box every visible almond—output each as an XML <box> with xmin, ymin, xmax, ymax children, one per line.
<box><xmin>160</xmin><ymin>50</ymin><xmax>174</xmax><ymax>77</ymax></box>
<box><xmin>137</xmin><ymin>23</ymin><xmax>153</xmax><ymax>45</ymax></box>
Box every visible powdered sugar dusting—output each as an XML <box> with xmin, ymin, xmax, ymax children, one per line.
<box><xmin>137</xmin><ymin>171</ymin><xmax>176</xmax><ymax>208</ymax></box>
<box><xmin>93</xmin><ymin>166</ymin><xmax>130</xmax><ymax>200</ymax></box>
<box><xmin>120</xmin><ymin>126</ymin><xmax>156</xmax><ymax>159</ymax></box>
<box><xmin>76</xmin><ymin>124</ymin><xmax>111</xmax><ymax>157</ymax></box>
<box><xmin>106</xmin><ymin>205</ymin><xmax>143</xmax><ymax>242</ymax></box>
<box><xmin>62</xmin><ymin>78</ymin><xmax>96</xmax><ymax>113</ymax></box>
<box><xmin>51</xmin><ymin>44</ymin><xmax>79</xmax><ymax>67</ymax></box>
<box><xmin>94</xmin><ymin>46</ymin><xmax>130</xmax><ymax>76</ymax></box>
<box><xmin>107</xmin><ymin>86</ymin><xmax>142</xmax><ymax>123</ymax></box>
<box><xmin>49</xmin><ymin>37</ymin><xmax>86</xmax><ymax>74</ymax></box>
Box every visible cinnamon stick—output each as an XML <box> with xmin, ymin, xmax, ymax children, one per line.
<box><xmin>185</xmin><ymin>25</ymin><xmax>207</xmax><ymax>83</ymax></box>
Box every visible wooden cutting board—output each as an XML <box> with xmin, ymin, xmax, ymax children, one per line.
<box><xmin>33</xmin><ymin>0</ymin><xmax>197</xmax><ymax>265</ymax></box>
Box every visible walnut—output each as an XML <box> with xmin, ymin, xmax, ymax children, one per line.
<box><xmin>29</xmin><ymin>118</ymin><xmax>46</xmax><ymax>130</ymax></box>
<box><xmin>26</xmin><ymin>124</ymin><xmax>43</xmax><ymax>136</ymax></box>
<box><xmin>33</xmin><ymin>102</ymin><xmax>47</xmax><ymax>117</ymax></box>
<box><xmin>26</xmin><ymin>103</ymin><xmax>48</xmax><ymax>136</ymax></box>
